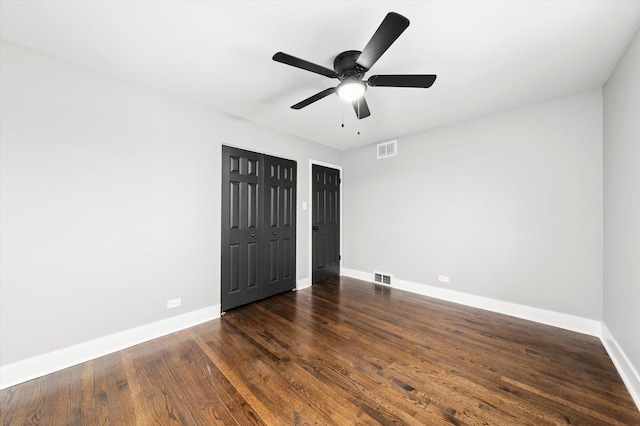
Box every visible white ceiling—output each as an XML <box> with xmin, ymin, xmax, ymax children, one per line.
<box><xmin>1</xmin><ymin>1</ymin><xmax>639</xmax><ymax>151</ymax></box>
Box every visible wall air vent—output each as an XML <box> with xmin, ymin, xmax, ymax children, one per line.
<box><xmin>377</xmin><ymin>140</ymin><xmax>397</xmax><ymax>159</ymax></box>
<box><xmin>373</xmin><ymin>271</ymin><xmax>392</xmax><ymax>285</ymax></box>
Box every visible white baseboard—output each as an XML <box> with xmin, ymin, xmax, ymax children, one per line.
<box><xmin>341</xmin><ymin>268</ymin><xmax>600</xmax><ymax>336</ymax></box>
<box><xmin>342</xmin><ymin>268</ymin><xmax>372</xmax><ymax>282</ymax></box>
<box><xmin>601</xmin><ymin>324</ymin><xmax>640</xmax><ymax>410</ymax></box>
<box><xmin>296</xmin><ymin>276</ymin><xmax>311</xmax><ymax>290</ymax></box>
<box><xmin>0</xmin><ymin>304</ymin><xmax>221</xmax><ymax>390</ymax></box>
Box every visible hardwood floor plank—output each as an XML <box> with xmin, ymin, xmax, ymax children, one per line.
<box><xmin>0</xmin><ymin>377</ymin><xmax>42</xmax><ymax>425</ymax></box>
<box><xmin>223</xmin><ymin>308</ymin><xmax>407</xmax><ymax>425</ymax></box>
<box><xmin>139</xmin><ymin>334</ymin><xmax>231</xmax><ymax>425</ymax></box>
<box><xmin>120</xmin><ymin>348</ymin><xmax>154</xmax><ymax>426</ymax></box>
<box><xmin>190</xmin><ymin>330</ymin><xmax>284</xmax><ymax>425</ymax></box>
<box><xmin>1</xmin><ymin>276</ymin><xmax>638</xmax><ymax>425</ymax></box>
<box><xmin>40</xmin><ymin>365</ymin><xmax>75</xmax><ymax>425</ymax></box>
<box><xmin>67</xmin><ymin>363</ymin><xmax>90</xmax><ymax>425</ymax></box>
<box><xmin>225</xmin><ymin>307</ymin><xmax>389</xmax><ymax>425</ymax></box>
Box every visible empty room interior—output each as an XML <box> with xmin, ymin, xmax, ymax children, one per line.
<box><xmin>1</xmin><ymin>1</ymin><xmax>640</xmax><ymax>424</ymax></box>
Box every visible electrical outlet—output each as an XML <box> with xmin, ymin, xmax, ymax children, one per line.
<box><xmin>167</xmin><ymin>298</ymin><xmax>181</xmax><ymax>309</ymax></box>
<box><xmin>438</xmin><ymin>275</ymin><xmax>450</xmax><ymax>283</ymax></box>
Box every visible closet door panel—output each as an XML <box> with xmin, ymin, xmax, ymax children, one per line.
<box><xmin>221</xmin><ymin>146</ymin><xmax>264</xmax><ymax>311</ymax></box>
<box><xmin>263</xmin><ymin>155</ymin><xmax>297</xmax><ymax>298</ymax></box>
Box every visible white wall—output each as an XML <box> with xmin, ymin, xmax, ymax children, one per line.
<box><xmin>342</xmin><ymin>90</ymin><xmax>603</xmax><ymax>320</ymax></box>
<box><xmin>603</xmin><ymin>28</ymin><xmax>640</xmax><ymax>384</ymax></box>
<box><xmin>0</xmin><ymin>40</ymin><xmax>341</xmax><ymax>366</ymax></box>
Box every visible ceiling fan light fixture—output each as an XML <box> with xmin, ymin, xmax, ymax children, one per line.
<box><xmin>336</xmin><ymin>79</ymin><xmax>367</xmax><ymax>102</ymax></box>
<box><xmin>274</xmin><ymin>12</ymin><xmax>436</xmax><ymax>120</ymax></box>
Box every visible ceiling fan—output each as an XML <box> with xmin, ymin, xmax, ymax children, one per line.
<box><xmin>273</xmin><ymin>12</ymin><xmax>437</xmax><ymax>120</ymax></box>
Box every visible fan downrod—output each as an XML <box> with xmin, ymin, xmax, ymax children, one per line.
<box><xmin>333</xmin><ymin>50</ymin><xmax>365</xmax><ymax>81</ymax></box>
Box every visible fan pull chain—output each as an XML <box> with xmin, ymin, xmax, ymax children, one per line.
<box><xmin>357</xmin><ymin>101</ymin><xmax>361</xmax><ymax>135</ymax></box>
<box><xmin>338</xmin><ymin>101</ymin><xmax>362</xmax><ymax>135</ymax></box>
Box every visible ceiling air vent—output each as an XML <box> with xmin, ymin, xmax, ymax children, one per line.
<box><xmin>377</xmin><ymin>140</ymin><xmax>397</xmax><ymax>159</ymax></box>
<box><xmin>373</xmin><ymin>271</ymin><xmax>392</xmax><ymax>285</ymax></box>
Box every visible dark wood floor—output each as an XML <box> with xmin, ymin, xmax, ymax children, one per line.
<box><xmin>1</xmin><ymin>276</ymin><xmax>638</xmax><ymax>425</ymax></box>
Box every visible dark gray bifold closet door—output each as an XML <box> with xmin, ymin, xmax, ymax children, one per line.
<box><xmin>311</xmin><ymin>164</ymin><xmax>340</xmax><ymax>284</ymax></box>
<box><xmin>263</xmin><ymin>155</ymin><xmax>297</xmax><ymax>298</ymax></box>
<box><xmin>221</xmin><ymin>146</ymin><xmax>296</xmax><ymax>311</ymax></box>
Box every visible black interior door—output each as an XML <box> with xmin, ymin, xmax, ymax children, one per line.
<box><xmin>221</xmin><ymin>146</ymin><xmax>296</xmax><ymax>311</ymax></box>
<box><xmin>221</xmin><ymin>146</ymin><xmax>263</xmax><ymax>311</ymax></box>
<box><xmin>312</xmin><ymin>164</ymin><xmax>340</xmax><ymax>283</ymax></box>
<box><xmin>263</xmin><ymin>155</ymin><xmax>297</xmax><ymax>298</ymax></box>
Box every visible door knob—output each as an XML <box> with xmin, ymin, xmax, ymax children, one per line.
<box><xmin>250</xmin><ymin>233</ymin><xmax>255</xmax><ymax>238</ymax></box>
<box><xmin>273</xmin><ymin>231</ymin><xmax>277</xmax><ymax>235</ymax></box>
<box><xmin>313</xmin><ymin>226</ymin><xmax>319</xmax><ymax>231</ymax></box>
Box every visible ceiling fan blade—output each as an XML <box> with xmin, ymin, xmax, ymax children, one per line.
<box><xmin>291</xmin><ymin>88</ymin><xmax>336</xmax><ymax>109</ymax></box>
<box><xmin>352</xmin><ymin>97</ymin><xmax>371</xmax><ymax>119</ymax></box>
<box><xmin>356</xmin><ymin>12</ymin><xmax>410</xmax><ymax>71</ymax></box>
<box><xmin>273</xmin><ymin>52</ymin><xmax>338</xmax><ymax>78</ymax></box>
<box><xmin>368</xmin><ymin>74</ymin><xmax>437</xmax><ymax>88</ymax></box>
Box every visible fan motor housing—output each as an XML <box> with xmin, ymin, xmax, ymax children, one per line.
<box><xmin>334</xmin><ymin>50</ymin><xmax>365</xmax><ymax>81</ymax></box>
